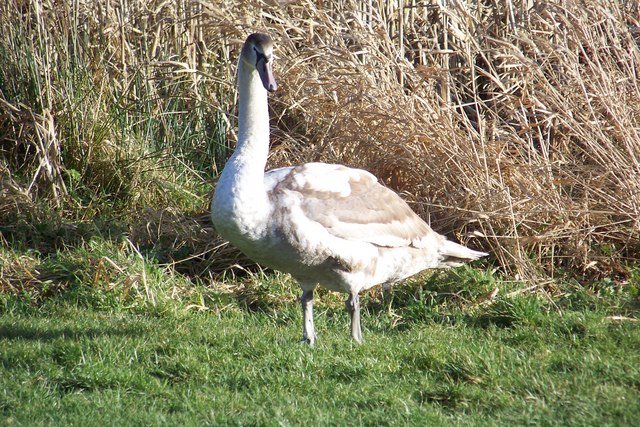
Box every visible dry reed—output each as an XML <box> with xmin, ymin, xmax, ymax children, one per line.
<box><xmin>1</xmin><ymin>0</ymin><xmax>639</xmax><ymax>284</ymax></box>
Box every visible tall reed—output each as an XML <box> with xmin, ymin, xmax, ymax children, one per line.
<box><xmin>2</xmin><ymin>0</ymin><xmax>639</xmax><ymax>282</ymax></box>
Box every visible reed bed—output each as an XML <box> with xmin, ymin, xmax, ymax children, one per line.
<box><xmin>1</xmin><ymin>0</ymin><xmax>639</xmax><ymax>284</ymax></box>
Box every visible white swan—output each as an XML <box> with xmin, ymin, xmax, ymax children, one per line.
<box><xmin>212</xmin><ymin>33</ymin><xmax>488</xmax><ymax>344</ymax></box>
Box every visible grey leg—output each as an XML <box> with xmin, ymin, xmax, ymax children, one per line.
<box><xmin>301</xmin><ymin>289</ymin><xmax>315</xmax><ymax>346</ymax></box>
<box><xmin>345</xmin><ymin>292</ymin><xmax>363</xmax><ymax>343</ymax></box>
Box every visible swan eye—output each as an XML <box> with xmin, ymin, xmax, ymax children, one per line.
<box><xmin>254</xmin><ymin>48</ymin><xmax>267</xmax><ymax>66</ymax></box>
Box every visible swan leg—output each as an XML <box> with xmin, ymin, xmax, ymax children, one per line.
<box><xmin>345</xmin><ymin>292</ymin><xmax>363</xmax><ymax>343</ymax></box>
<box><xmin>301</xmin><ymin>289</ymin><xmax>315</xmax><ymax>345</ymax></box>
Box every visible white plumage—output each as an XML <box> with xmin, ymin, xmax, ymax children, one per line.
<box><xmin>211</xmin><ymin>33</ymin><xmax>488</xmax><ymax>344</ymax></box>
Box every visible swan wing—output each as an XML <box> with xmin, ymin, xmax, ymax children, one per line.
<box><xmin>270</xmin><ymin>163</ymin><xmax>440</xmax><ymax>248</ymax></box>
<box><xmin>264</xmin><ymin>166</ymin><xmax>295</xmax><ymax>191</ymax></box>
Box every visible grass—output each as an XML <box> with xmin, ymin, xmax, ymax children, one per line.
<box><xmin>1</xmin><ymin>237</ymin><xmax>639</xmax><ymax>426</ymax></box>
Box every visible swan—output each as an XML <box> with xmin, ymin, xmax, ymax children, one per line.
<box><xmin>211</xmin><ymin>33</ymin><xmax>488</xmax><ymax>344</ymax></box>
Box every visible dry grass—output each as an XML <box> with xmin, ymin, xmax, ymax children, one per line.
<box><xmin>1</xmin><ymin>0</ymin><xmax>639</xmax><ymax>284</ymax></box>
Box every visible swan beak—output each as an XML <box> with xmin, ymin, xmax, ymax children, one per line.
<box><xmin>257</xmin><ymin>57</ymin><xmax>278</xmax><ymax>92</ymax></box>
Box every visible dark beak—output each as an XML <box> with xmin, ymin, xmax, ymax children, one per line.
<box><xmin>257</xmin><ymin>57</ymin><xmax>278</xmax><ymax>92</ymax></box>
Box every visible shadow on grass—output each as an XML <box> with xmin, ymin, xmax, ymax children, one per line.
<box><xmin>0</xmin><ymin>212</ymin><xmax>124</xmax><ymax>256</ymax></box>
<box><xmin>0</xmin><ymin>322</ymin><xmax>147</xmax><ymax>341</ymax></box>
<box><xmin>0</xmin><ymin>208</ymin><xmax>248</xmax><ymax>301</ymax></box>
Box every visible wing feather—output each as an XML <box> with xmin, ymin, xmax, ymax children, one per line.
<box><xmin>271</xmin><ymin>163</ymin><xmax>438</xmax><ymax>248</ymax></box>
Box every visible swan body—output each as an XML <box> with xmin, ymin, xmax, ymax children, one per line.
<box><xmin>212</xmin><ymin>33</ymin><xmax>488</xmax><ymax>344</ymax></box>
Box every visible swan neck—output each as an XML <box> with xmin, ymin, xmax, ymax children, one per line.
<box><xmin>236</xmin><ymin>59</ymin><xmax>270</xmax><ymax>163</ymax></box>
<box><xmin>211</xmin><ymin>58</ymin><xmax>271</xmax><ymax>232</ymax></box>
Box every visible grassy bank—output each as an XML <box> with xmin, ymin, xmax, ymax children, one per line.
<box><xmin>2</xmin><ymin>232</ymin><xmax>639</xmax><ymax>425</ymax></box>
<box><xmin>2</xmin><ymin>244</ymin><xmax>639</xmax><ymax>425</ymax></box>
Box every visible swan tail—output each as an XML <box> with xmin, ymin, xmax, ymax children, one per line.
<box><xmin>440</xmin><ymin>240</ymin><xmax>488</xmax><ymax>267</ymax></box>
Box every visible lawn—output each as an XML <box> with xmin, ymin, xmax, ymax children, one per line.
<box><xmin>1</xmin><ymin>245</ymin><xmax>638</xmax><ymax>426</ymax></box>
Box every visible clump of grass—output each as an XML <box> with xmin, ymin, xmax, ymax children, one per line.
<box><xmin>0</xmin><ymin>0</ymin><xmax>229</xmax><ymax>219</ymax></box>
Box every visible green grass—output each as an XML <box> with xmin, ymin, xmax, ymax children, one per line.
<box><xmin>1</xmin><ymin>239</ymin><xmax>639</xmax><ymax>426</ymax></box>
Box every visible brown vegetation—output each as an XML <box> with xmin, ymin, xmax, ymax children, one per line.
<box><xmin>1</xmin><ymin>0</ymin><xmax>639</xmax><ymax>283</ymax></box>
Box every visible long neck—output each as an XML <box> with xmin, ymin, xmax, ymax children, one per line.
<box><xmin>233</xmin><ymin>58</ymin><xmax>270</xmax><ymax>169</ymax></box>
<box><xmin>211</xmin><ymin>58</ymin><xmax>271</xmax><ymax>233</ymax></box>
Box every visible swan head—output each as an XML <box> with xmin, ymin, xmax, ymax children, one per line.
<box><xmin>241</xmin><ymin>33</ymin><xmax>278</xmax><ymax>92</ymax></box>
